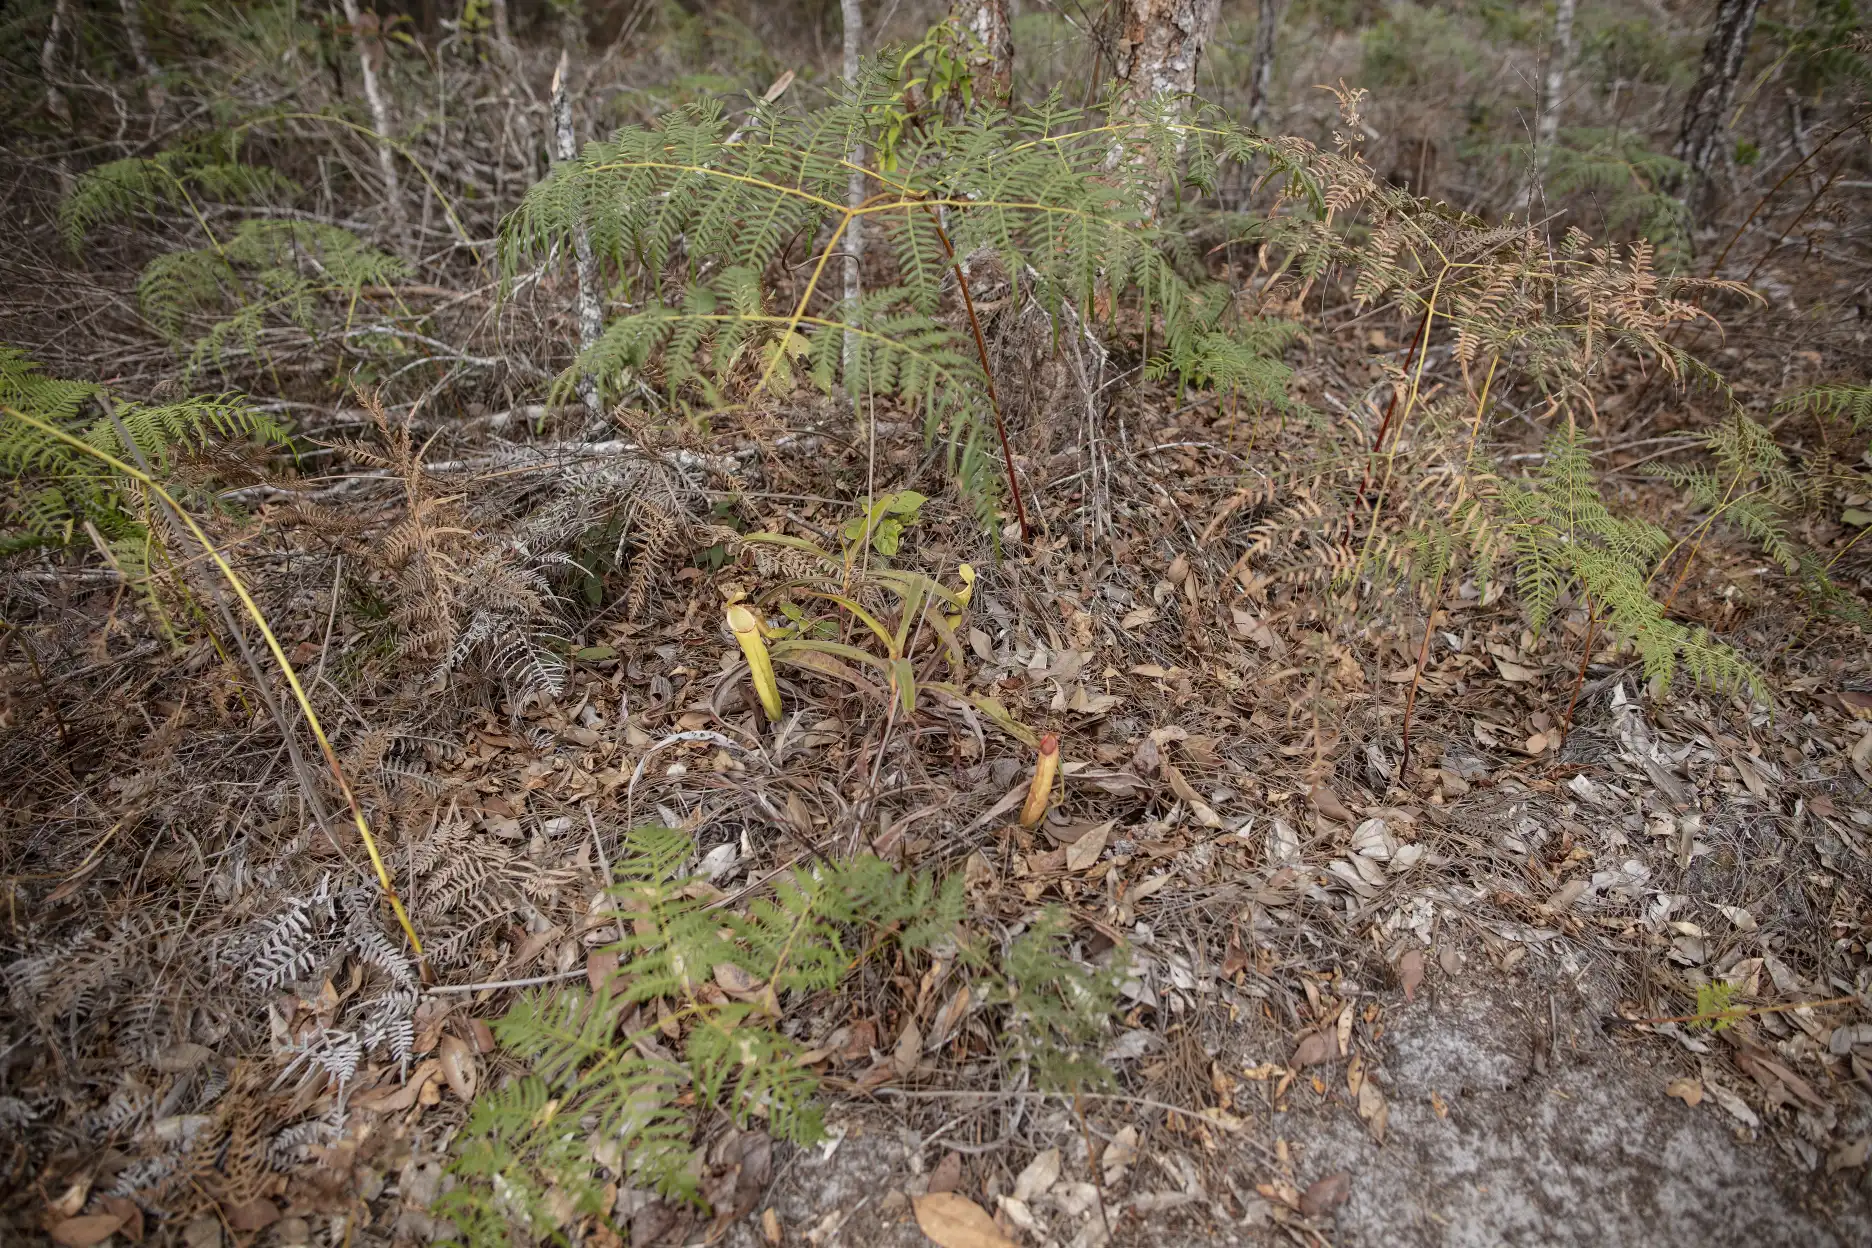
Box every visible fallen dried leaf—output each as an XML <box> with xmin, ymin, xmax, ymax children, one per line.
<box><xmin>1166</xmin><ymin>764</ymin><xmax>1222</xmax><ymax>826</ymax></box>
<box><xmin>439</xmin><ymin>1033</ymin><xmax>479</xmax><ymax>1102</ymax></box>
<box><xmin>1851</xmin><ymin>730</ymin><xmax>1872</xmax><ymax>786</ymax></box>
<box><xmin>1012</xmin><ymin>1148</ymin><xmax>1061</xmax><ymax>1204</ymax></box>
<box><xmin>1309</xmin><ymin>785</ymin><xmax>1354</xmax><ymax>824</ymax></box>
<box><xmin>1299</xmin><ymin>1171</ymin><xmax>1351</xmax><ymax>1217</ymax></box>
<box><xmin>928</xmin><ymin>984</ymin><xmax>973</xmax><ymax>1048</ymax></box>
<box><xmin>1067</xmin><ymin>685</ymin><xmax>1121</xmax><ymax>715</ymax></box>
<box><xmin>1065</xmin><ymin>820</ymin><xmax>1112</xmax><ymax>872</ymax></box>
<box><xmin>1398</xmin><ymin>949</ymin><xmax>1424</xmax><ymax>1001</ymax></box>
<box><xmin>714</xmin><ymin>962</ymin><xmax>766</xmax><ymax>997</ymax></box>
<box><xmin>225</xmin><ymin>1198</ymin><xmax>280</xmax><ymax>1232</ymax></box>
<box><xmin>1494</xmin><ymin>656</ymin><xmax>1539</xmax><ymax>682</ymax></box>
<box><xmin>927</xmin><ymin>1150</ymin><xmax>963</xmax><ymax>1195</ymax></box>
<box><xmin>1705</xmin><ymin>1081</ymin><xmax>1759</xmax><ymax>1129</ymax></box>
<box><xmin>48</xmin><ymin>1178</ymin><xmax>91</xmax><ymax>1220</ymax></box>
<box><xmin>1257</xmin><ymin>1180</ymin><xmax>1303</xmax><ymax>1209</ymax></box>
<box><xmin>1666</xmin><ymin>1077</ymin><xmax>1703</xmax><ymax>1107</ymax></box>
<box><xmin>1103</xmin><ymin>1124</ymin><xmax>1138</xmax><ymax>1185</ymax></box>
<box><xmin>586</xmin><ymin>948</ymin><xmax>620</xmax><ymax>994</ymax></box>
<box><xmin>1828</xmin><ymin>1136</ymin><xmax>1869</xmax><ymax>1175</ymax></box>
<box><xmin>761</xmin><ymin>1207</ymin><xmax>783</xmax><ymax>1245</ymax></box>
<box><xmin>911</xmin><ymin>1192</ymin><xmax>1017</xmax><ymax>1248</ymax></box>
<box><xmin>1357</xmin><ymin>1079</ymin><xmax>1389</xmax><ymax>1143</ymax></box>
<box><xmin>1291</xmin><ymin>1032</ymin><xmax>1333</xmax><ymax>1067</ymax></box>
<box><xmin>98</xmin><ymin>1196</ymin><xmax>142</xmax><ymax>1244</ymax></box>
<box><xmin>351</xmin><ymin>1058</ymin><xmax>440</xmax><ymax>1112</ymax></box>
<box><xmin>49</xmin><ymin>1215</ymin><xmax>122</xmax><ymax>1248</ymax></box>
<box><xmin>893</xmin><ymin>1018</ymin><xmax>922</xmax><ymax>1078</ymax></box>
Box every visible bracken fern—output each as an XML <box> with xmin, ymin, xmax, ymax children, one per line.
<box><xmin>437</xmin><ymin>825</ymin><xmax>1121</xmax><ymax>1242</ymax></box>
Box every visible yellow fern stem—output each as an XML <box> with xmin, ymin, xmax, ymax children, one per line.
<box><xmin>727</xmin><ymin>603</ymin><xmax>783</xmax><ymax>721</ymax></box>
<box><xmin>0</xmin><ymin>403</ymin><xmax>425</xmax><ymax>964</ymax></box>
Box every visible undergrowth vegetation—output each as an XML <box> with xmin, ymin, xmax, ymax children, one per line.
<box><xmin>3</xmin><ymin>2</ymin><xmax>1870</xmax><ymax>1245</ymax></box>
<box><xmin>440</xmin><ymin>827</ymin><xmax>1118</xmax><ymax>1237</ymax></box>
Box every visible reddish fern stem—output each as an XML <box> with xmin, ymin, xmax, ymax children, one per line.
<box><xmin>919</xmin><ymin>206</ymin><xmax>1031</xmax><ymax>542</ymax></box>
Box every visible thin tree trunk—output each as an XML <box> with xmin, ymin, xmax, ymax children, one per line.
<box><xmin>1535</xmin><ymin>0</ymin><xmax>1576</xmax><ymax>171</ymax></box>
<box><xmin>118</xmin><ymin>0</ymin><xmax>166</xmax><ymax>112</ymax></box>
<box><xmin>41</xmin><ymin>0</ymin><xmax>71</xmax><ymax>124</ymax></box>
<box><xmin>1112</xmin><ymin>0</ymin><xmax>1223</xmax><ymax>116</ymax></box>
<box><xmin>1247</xmin><ymin>0</ymin><xmax>1279</xmax><ymax>131</ymax></box>
<box><xmin>490</xmin><ymin>0</ymin><xmax>513</xmax><ymax>57</ymax></box>
<box><xmin>1109</xmin><ymin>0</ymin><xmax>1222</xmax><ymax>215</ymax></box>
<box><xmin>551</xmin><ymin>51</ymin><xmax>604</xmax><ymax>418</ymax></box>
<box><xmin>953</xmin><ymin>0</ymin><xmax>1013</xmax><ymax>110</ymax></box>
<box><xmin>340</xmin><ymin>0</ymin><xmax>409</xmax><ymax>251</ymax></box>
<box><xmin>1675</xmin><ymin>0</ymin><xmax>1765</xmax><ymax>206</ymax></box>
<box><xmin>841</xmin><ymin>0</ymin><xmax>865</xmax><ymax>407</ymax></box>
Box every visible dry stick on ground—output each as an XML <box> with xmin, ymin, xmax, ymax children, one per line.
<box><xmin>551</xmin><ymin>51</ymin><xmax>605</xmax><ymax>419</ymax></box>
<box><xmin>340</xmin><ymin>0</ymin><xmax>409</xmax><ymax>252</ymax></box>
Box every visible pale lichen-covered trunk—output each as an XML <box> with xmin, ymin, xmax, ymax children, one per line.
<box><xmin>551</xmin><ymin>52</ymin><xmax>604</xmax><ymax>418</ymax></box>
<box><xmin>1535</xmin><ymin>0</ymin><xmax>1576</xmax><ymax>171</ymax></box>
<box><xmin>953</xmin><ymin>0</ymin><xmax>1013</xmax><ymax>110</ymax></box>
<box><xmin>1109</xmin><ymin>0</ymin><xmax>1223</xmax><ymax>216</ymax></box>
<box><xmin>41</xmin><ymin>0</ymin><xmax>71</xmax><ymax>124</ymax></box>
<box><xmin>340</xmin><ymin>0</ymin><xmax>409</xmax><ymax>251</ymax></box>
<box><xmin>1247</xmin><ymin>0</ymin><xmax>1280</xmax><ymax>131</ymax></box>
<box><xmin>1111</xmin><ymin>0</ymin><xmax>1223</xmax><ymax>117</ymax></box>
<box><xmin>1675</xmin><ymin>0</ymin><xmax>1765</xmax><ymax>206</ymax></box>
<box><xmin>118</xmin><ymin>0</ymin><xmax>165</xmax><ymax>112</ymax></box>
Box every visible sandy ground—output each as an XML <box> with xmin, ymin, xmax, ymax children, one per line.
<box><xmin>726</xmin><ymin>955</ymin><xmax>1872</xmax><ymax>1248</ymax></box>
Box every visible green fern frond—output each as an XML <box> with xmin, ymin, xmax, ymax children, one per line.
<box><xmin>441</xmin><ymin>828</ymin><xmax>1121</xmax><ymax>1239</ymax></box>
<box><xmin>1495</xmin><ymin>423</ymin><xmax>1765</xmax><ymax>699</ymax></box>
<box><xmin>501</xmin><ymin>79</ymin><xmax>1327</xmax><ymax>527</ymax></box>
<box><xmin>60</xmin><ymin>138</ymin><xmax>298</xmax><ymax>251</ymax></box>
<box><xmin>1777</xmin><ymin>380</ymin><xmax>1872</xmax><ymax>434</ymax></box>
<box><xmin>0</xmin><ymin>346</ymin><xmax>283</xmax><ymax>549</ymax></box>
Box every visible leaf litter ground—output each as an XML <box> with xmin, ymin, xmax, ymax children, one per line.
<box><xmin>5</xmin><ymin>309</ymin><xmax>1872</xmax><ymax>1248</ymax></box>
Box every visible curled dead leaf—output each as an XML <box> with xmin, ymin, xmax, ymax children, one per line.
<box><xmin>438</xmin><ymin>1033</ymin><xmax>479</xmax><ymax>1102</ymax></box>
<box><xmin>1666</xmin><ymin>1076</ymin><xmax>1703</xmax><ymax>1107</ymax></box>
